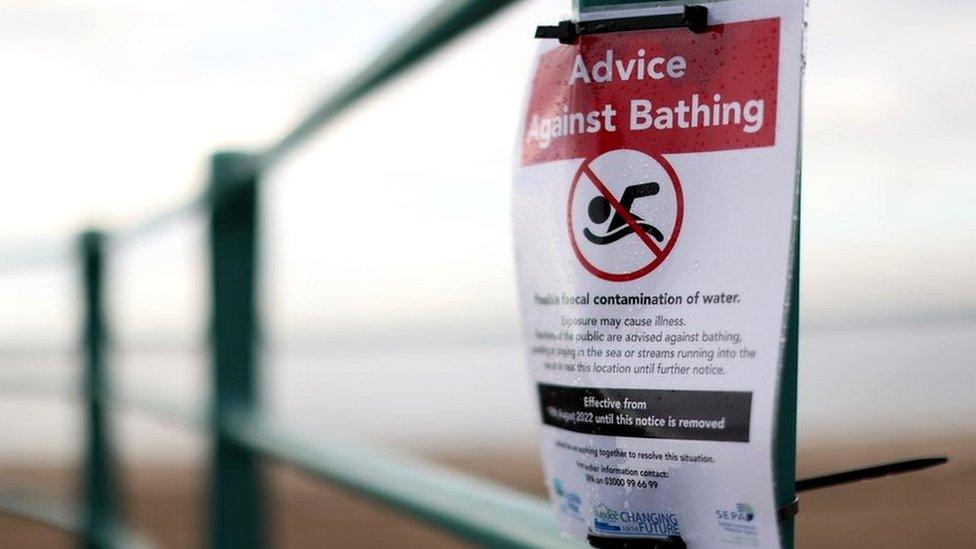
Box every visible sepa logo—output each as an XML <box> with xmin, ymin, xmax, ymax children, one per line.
<box><xmin>715</xmin><ymin>502</ymin><xmax>755</xmax><ymax>523</ymax></box>
<box><xmin>593</xmin><ymin>504</ymin><xmax>679</xmax><ymax>536</ymax></box>
<box><xmin>715</xmin><ymin>502</ymin><xmax>758</xmax><ymax>545</ymax></box>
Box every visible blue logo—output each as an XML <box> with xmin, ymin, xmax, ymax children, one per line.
<box><xmin>715</xmin><ymin>502</ymin><xmax>755</xmax><ymax>522</ymax></box>
<box><xmin>553</xmin><ymin>479</ymin><xmax>583</xmax><ymax>520</ymax></box>
<box><xmin>715</xmin><ymin>502</ymin><xmax>758</xmax><ymax>545</ymax></box>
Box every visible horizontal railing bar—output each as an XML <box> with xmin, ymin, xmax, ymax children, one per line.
<box><xmin>106</xmin><ymin>390</ymin><xmax>206</xmax><ymax>432</ymax></box>
<box><xmin>0</xmin><ymin>490</ymin><xmax>155</xmax><ymax>549</ymax></box>
<box><xmin>0</xmin><ymin>238</ymin><xmax>72</xmax><ymax>271</ymax></box>
<box><xmin>0</xmin><ymin>371</ymin><xmax>76</xmax><ymax>400</ymax></box>
<box><xmin>0</xmin><ymin>372</ymin><xmax>577</xmax><ymax>547</ymax></box>
<box><xmin>0</xmin><ymin>490</ymin><xmax>78</xmax><ymax>533</ymax></box>
<box><xmin>259</xmin><ymin>0</ymin><xmax>521</xmax><ymax>168</ymax></box>
<box><xmin>0</xmin><ymin>372</ymin><xmax>204</xmax><ymax>431</ymax></box>
<box><xmin>0</xmin><ymin>194</ymin><xmax>205</xmax><ymax>270</ymax></box>
<box><xmin>107</xmin><ymin>194</ymin><xmax>207</xmax><ymax>249</ymax></box>
<box><xmin>224</xmin><ymin>411</ymin><xmax>582</xmax><ymax>549</ymax></box>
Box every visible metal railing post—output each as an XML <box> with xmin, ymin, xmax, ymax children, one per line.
<box><xmin>207</xmin><ymin>151</ymin><xmax>264</xmax><ymax>549</ymax></box>
<box><xmin>775</xmin><ymin>182</ymin><xmax>801</xmax><ymax>549</ymax></box>
<box><xmin>79</xmin><ymin>229</ymin><xmax>119</xmax><ymax>549</ymax></box>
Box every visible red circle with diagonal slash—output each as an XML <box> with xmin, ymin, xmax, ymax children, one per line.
<box><xmin>567</xmin><ymin>152</ymin><xmax>683</xmax><ymax>282</ymax></box>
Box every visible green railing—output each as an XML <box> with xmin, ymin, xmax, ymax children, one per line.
<box><xmin>0</xmin><ymin>1</ymin><xmax>591</xmax><ymax>547</ymax></box>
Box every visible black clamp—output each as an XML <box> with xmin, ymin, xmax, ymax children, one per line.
<box><xmin>535</xmin><ymin>6</ymin><xmax>709</xmax><ymax>44</ymax></box>
<box><xmin>587</xmin><ymin>534</ymin><xmax>686</xmax><ymax>548</ymax></box>
<box><xmin>777</xmin><ymin>497</ymin><xmax>800</xmax><ymax>522</ymax></box>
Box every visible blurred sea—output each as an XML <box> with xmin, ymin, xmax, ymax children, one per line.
<box><xmin>1</xmin><ymin>315</ymin><xmax>973</xmax><ymax>463</ymax></box>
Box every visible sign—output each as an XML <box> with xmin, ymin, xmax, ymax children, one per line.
<box><xmin>512</xmin><ymin>1</ymin><xmax>804</xmax><ymax>547</ymax></box>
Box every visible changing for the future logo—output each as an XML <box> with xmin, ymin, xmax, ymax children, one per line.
<box><xmin>592</xmin><ymin>504</ymin><xmax>680</xmax><ymax>536</ymax></box>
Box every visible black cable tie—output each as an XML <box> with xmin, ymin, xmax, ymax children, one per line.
<box><xmin>535</xmin><ymin>19</ymin><xmax>578</xmax><ymax>43</ymax></box>
<box><xmin>535</xmin><ymin>6</ymin><xmax>708</xmax><ymax>45</ymax></box>
<box><xmin>777</xmin><ymin>456</ymin><xmax>949</xmax><ymax>523</ymax></box>
<box><xmin>795</xmin><ymin>456</ymin><xmax>948</xmax><ymax>493</ymax></box>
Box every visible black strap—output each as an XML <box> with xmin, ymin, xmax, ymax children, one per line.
<box><xmin>777</xmin><ymin>497</ymin><xmax>800</xmax><ymax>522</ymax></box>
<box><xmin>536</xmin><ymin>6</ymin><xmax>708</xmax><ymax>44</ymax></box>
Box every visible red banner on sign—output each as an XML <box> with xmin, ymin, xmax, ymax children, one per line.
<box><xmin>520</xmin><ymin>18</ymin><xmax>780</xmax><ymax>166</ymax></box>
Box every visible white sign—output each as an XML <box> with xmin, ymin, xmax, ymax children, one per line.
<box><xmin>512</xmin><ymin>1</ymin><xmax>804</xmax><ymax>547</ymax></box>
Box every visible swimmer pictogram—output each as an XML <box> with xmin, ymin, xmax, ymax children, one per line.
<box><xmin>567</xmin><ymin>149</ymin><xmax>683</xmax><ymax>282</ymax></box>
<box><xmin>583</xmin><ymin>182</ymin><xmax>665</xmax><ymax>245</ymax></box>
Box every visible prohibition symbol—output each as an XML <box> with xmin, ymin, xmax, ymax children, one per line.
<box><xmin>567</xmin><ymin>149</ymin><xmax>683</xmax><ymax>282</ymax></box>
